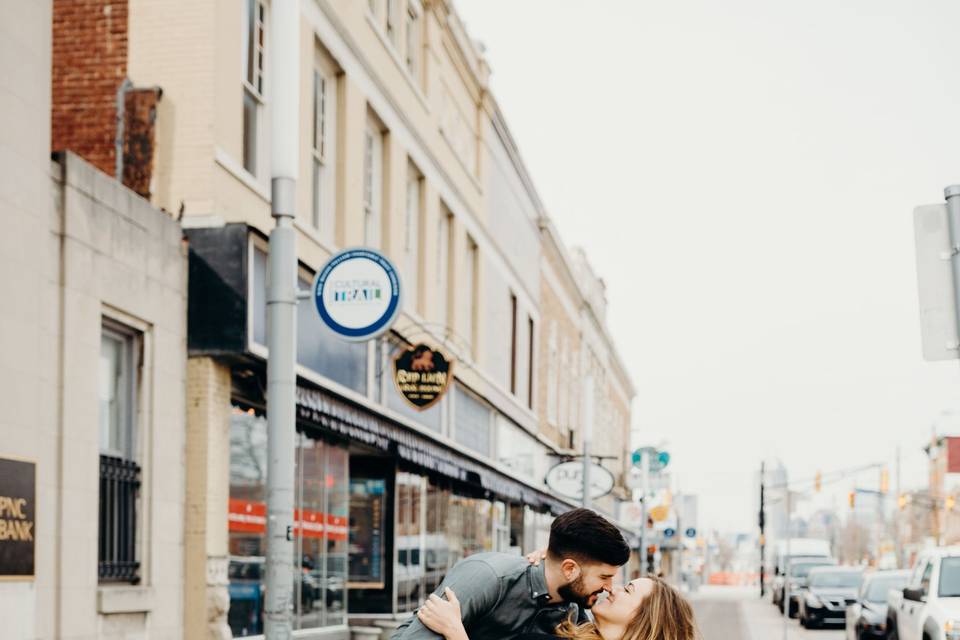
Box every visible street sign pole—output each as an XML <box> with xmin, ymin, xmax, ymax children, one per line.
<box><xmin>264</xmin><ymin>2</ymin><xmax>300</xmax><ymax>638</ymax></box>
<box><xmin>639</xmin><ymin>452</ymin><xmax>649</xmax><ymax>573</ymax></box>
<box><xmin>582</xmin><ymin>375</ymin><xmax>594</xmax><ymax>509</ymax></box>
<box><xmin>945</xmin><ymin>185</ymin><xmax>960</xmax><ymax>343</ymax></box>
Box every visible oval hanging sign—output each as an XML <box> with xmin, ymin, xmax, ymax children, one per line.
<box><xmin>313</xmin><ymin>248</ymin><xmax>402</xmax><ymax>342</ymax></box>
<box><xmin>393</xmin><ymin>343</ymin><xmax>453</xmax><ymax>410</ymax></box>
<box><xmin>544</xmin><ymin>460</ymin><xmax>615</xmax><ymax>501</ymax></box>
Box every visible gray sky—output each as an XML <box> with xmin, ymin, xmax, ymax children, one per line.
<box><xmin>456</xmin><ymin>0</ymin><xmax>960</xmax><ymax>532</ymax></box>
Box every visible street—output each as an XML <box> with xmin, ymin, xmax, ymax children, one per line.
<box><xmin>691</xmin><ymin>587</ymin><xmax>845</xmax><ymax>640</ymax></box>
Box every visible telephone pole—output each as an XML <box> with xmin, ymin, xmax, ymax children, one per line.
<box><xmin>759</xmin><ymin>461</ymin><xmax>766</xmax><ymax>598</ymax></box>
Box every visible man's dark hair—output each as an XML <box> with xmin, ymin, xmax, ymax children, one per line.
<box><xmin>547</xmin><ymin>508</ymin><xmax>630</xmax><ymax>566</ymax></box>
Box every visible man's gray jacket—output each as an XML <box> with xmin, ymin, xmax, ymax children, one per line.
<box><xmin>390</xmin><ymin>552</ymin><xmax>587</xmax><ymax>640</ymax></box>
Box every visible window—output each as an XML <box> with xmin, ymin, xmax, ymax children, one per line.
<box><xmin>546</xmin><ymin>323</ymin><xmax>558</xmax><ymax>425</ymax></box>
<box><xmin>311</xmin><ymin>47</ymin><xmax>339</xmax><ymax>235</ymax></box>
<box><xmin>363</xmin><ymin>116</ymin><xmax>384</xmax><ymax>247</ymax></box>
<box><xmin>405</xmin><ymin>1</ymin><xmax>421</xmax><ymax>80</ymax></box>
<box><xmin>386</xmin><ymin>0</ymin><xmax>400</xmax><ymax>46</ymax></box>
<box><xmin>404</xmin><ymin>162</ymin><xmax>422</xmax><ymax>312</ymax></box>
<box><xmin>509</xmin><ymin>293</ymin><xmax>517</xmax><ymax>394</ymax></box>
<box><xmin>921</xmin><ymin>561</ymin><xmax>933</xmax><ymax>596</ymax></box>
<box><xmin>454</xmin><ymin>385</ymin><xmax>492</xmax><ymax>458</ymax></box>
<box><xmin>242</xmin><ymin>0</ymin><xmax>266</xmax><ymax>176</ymax></box>
<box><xmin>251</xmin><ymin>246</ymin><xmax>368</xmax><ymax>394</ymax></box>
<box><xmin>527</xmin><ymin>316</ymin><xmax>535</xmax><ymax>409</ymax></box>
<box><xmin>465</xmin><ymin>236</ymin><xmax>478</xmax><ymax>351</ymax></box>
<box><xmin>558</xmin><ymin>335</ymin><xmax>569</xmax><ymax>429</ymax></box>
<box><xmin>436</xmin><ymin>208</ymin><xmax>452</xmax><ymax>327</ymax></box>
<box><xmin>228</xmin><ymin>410</ymin><xmax>349</xmax><ymax>634</ymax></box>
<box><xmin>99</xmin><ymin>321</ymin><xmax>141</xmax><ymax>584</ymax></box>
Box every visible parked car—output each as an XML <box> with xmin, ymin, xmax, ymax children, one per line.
<box><xmin>845</xmin><ymin>570</ymin><xmax>909</xmax><ymax>640</ymax></box>
<box><xmin>799</xmin><ymin>565</ymin><xmax>865</xmax><ymax>629</ymax></box>
<box><xmin>889</xmin><ymin>546</ymin><xmax>960</xmax><ymax>640</ymax></box>
<box><xmin>780</xmin><ymin>557</ymin><xmax>838</xmax><ymax>617</ymax></box>
<box><xmin>771</xmin><ymin>538</ymin><xmax>833</xmax><ymax>609</ymax></box>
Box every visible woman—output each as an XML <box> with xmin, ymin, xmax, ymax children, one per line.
<box><xmin>417</xmin><ymin>576</ymin><xmax>699</xmax><ymax>640</ymax></box>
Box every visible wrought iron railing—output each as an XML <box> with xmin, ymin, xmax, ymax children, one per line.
<box><xmin>98</xmin><ymin>454</ymin><xmax>141</xmax><ymax>583</ymax></box>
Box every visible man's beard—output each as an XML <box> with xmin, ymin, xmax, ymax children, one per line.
<box><xmin>557</xmin><ymin>575</ymin><xmax>605</xmax><ymax>610</ymax></box>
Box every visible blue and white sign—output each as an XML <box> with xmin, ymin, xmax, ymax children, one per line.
<box><xmin>685</xmin><ymin>527</ymin><xmax>697</xmax><ymax>539</ymax></box>
<box><xmin>663</xmin><ymin>528</ymin><xmax>676</xmax><ymax>539</ymax></box>
<box><xmin>313</xmin><ymin>248</ymin><xmax>402</xmax><ymax>342</ymax></box>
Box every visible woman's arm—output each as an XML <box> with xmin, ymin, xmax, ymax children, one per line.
<box><xmin>417</xmin><ymin>588</ymin><xmax>470</xmax><ymax>640</ymax></box>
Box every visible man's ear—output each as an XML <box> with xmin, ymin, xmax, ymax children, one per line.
<box><xmin>560</xmin><ymin>558</ymin><xmax>581</xmax><ymax>581</ymax></box>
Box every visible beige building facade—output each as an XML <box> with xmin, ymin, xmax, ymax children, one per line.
<box><xmin>21</xmin><ymin>0</ymin><xmax>639</xmax><ymax>637</ymax></box>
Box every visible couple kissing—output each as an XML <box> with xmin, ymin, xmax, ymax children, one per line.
<box><xmin>391</xmin><ymin>508</ymin><xmax>699</xmax><ymax>640</ymax></box>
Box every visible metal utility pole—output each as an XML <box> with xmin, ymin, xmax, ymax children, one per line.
<box><xmin>783</xmin><ymin>491</ymin><xmax>791</xmax><ymax>640</ymax></box>
<box><xmin>264</xmin><ymin>2</ymin><xmax>300</xmax><ymax>638</ymax></box>
<box><xmin>759</xmin><ymin>461</ymin><xmax>766</xmax><ymax>598</ymax></box>
<box><xmin>582</xmin><ymin>374</ymin><xmax>594</xmax><ymax>509</ymax></box>
<box><xmin>895</xmin><ymin>447</ymin><xmax>902</xmax><ymax>568</ymax></box>
<box><xmin>945</xmin><ymin>185</ymin><xmax>960</xmax><ymax>335</ymax></box>
<box><xmin>639</xmin><ymin>453</ymin><xmax>649</xmax><ymax>574</ymax></box>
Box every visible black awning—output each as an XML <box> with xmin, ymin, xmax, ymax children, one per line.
<box><xmin>295</xmin><ymin>384</ymin><xmax>567</xmax><ymax>512</ymax></box>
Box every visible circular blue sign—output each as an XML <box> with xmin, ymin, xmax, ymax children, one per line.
<box><xmin>313</xmin><ymin>248</ymin><xmax>402</xmax><ymax>342</ymax></box>
<box><xmin>663</xmin><ymin>528</ymin><xmax>676</xmax><ymax>539</ymax></box>
<box><xmin>685</xmin><ymin>527</ymin><xmax>696</xmax><ymax>538</ymax></box>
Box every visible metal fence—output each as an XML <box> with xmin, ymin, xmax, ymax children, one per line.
<box><xmin>98</xmin><ymin>454</ymin><xmax>141</xmax><ymax>583</ymax></box>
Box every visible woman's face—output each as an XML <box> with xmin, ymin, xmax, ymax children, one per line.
<box><xmin>592</xmin><ymin>578</ymin><xmax>655</xmax><ymax>626</ymax></box>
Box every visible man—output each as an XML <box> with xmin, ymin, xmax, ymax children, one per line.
<box><xmin>391</xmin><ymin>508</ymin><xmax>631</xmax><ymax>640</ymax></box>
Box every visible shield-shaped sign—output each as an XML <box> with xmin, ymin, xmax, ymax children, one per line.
<box><xmin>393</xmin><ymin>343</ymin><xmax>453</xmax><ymax>410</ymax></box>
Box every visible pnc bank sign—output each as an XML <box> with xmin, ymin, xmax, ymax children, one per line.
<box><xmin>0</xmin><ymin>457</ymin><xmax>36</xmax><ymax>579</ymax></box>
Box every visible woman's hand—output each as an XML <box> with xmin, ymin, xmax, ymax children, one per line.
<box><xmin>525</xmin><ymin>549</ymin><xmax>547</xmax><ymax>566</ymax></box>
<box><xmin>417</xmin><ymin>588</ymin><xmax>468</xmax><ymax>640</ymax></box>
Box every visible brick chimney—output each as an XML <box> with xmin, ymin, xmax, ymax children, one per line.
<box><xmin>52</xmin><ymin>0</ymin><xmax>161</xmax><ymax>199</ymax></box>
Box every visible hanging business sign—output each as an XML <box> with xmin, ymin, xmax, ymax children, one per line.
<box><xmin>393</xmin><ymin>343</ymin><xmax>453</xmax><ymax>410</ymax></box>
<box><xmin>544</xmin><ymin>460</ymin><xmax>615</xmax><ymax>501</ymax></box>
<box><xmin>0</xmin><ymin>456</ymin><xmax>35</xmax><ymax>579</ymax></box>
<box><xmin>313</xmin><ymin>248</ymin><xmax>402</xmax><ymax>342</ymax></box>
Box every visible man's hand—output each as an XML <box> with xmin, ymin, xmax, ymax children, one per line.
<box><xmin>417</xmin><ymin>588</ymin><xmax>469</xmax><ymax>640</ymax></box>
<box><xmin>525</xmin><ymin>549</ymin><xmax>547</xmax><ymax>566</ymax></box>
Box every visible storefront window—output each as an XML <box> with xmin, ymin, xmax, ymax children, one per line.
<box><xmin>395</xmin><ymin>475</ymin><xmax>501</xmax><ymax>613</ymax></box>
<box><xmin>396</xmin><ymin>472</ymin><xmax>426</xmax><ymax>612</ymax></box>
<box><xmin>297</xmin><ymin>276</ymin><xmax>368</xmax><ymax>395</ymax></box>
<box><xmin>228</xmin><ymin>406</ymin><xmax>349</xmax><ymax>635</ymax></box>
<box><xmin>349</xmin><ymin>478</ymin><xmax>387</xmax><ymax>589</ymax></box>
<box><xmin>227</xmin><ymin>407</ymin><xmax>267</xmax><ymax>637</ymax></box>
<box><xmin>251</xmin><ymin>248</ymin><xmax>368</xmax><ymax>395</ymax></box>
<box><xmin>453</xmin><ymin>386</ymin><xmax>491</xmax><ymax>456</ymax></box>
<box><xmin>495</xmin><ymin>415</ymin><xmax>539</xmax><ymax>482</ymax></box>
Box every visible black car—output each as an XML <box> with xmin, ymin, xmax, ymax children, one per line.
<box><xmin>799</xmin><ymin>566</ymin><xmax>865</xmax><ymax>629</ymax></box>
<box><xmin>844</xmin><ymin>570</ymin><xmax>909</xmax><ymax>640</ymax></box>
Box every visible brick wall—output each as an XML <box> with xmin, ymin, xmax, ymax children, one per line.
<box><xmin>52</xmin><ymin>0</ymin><xmax>128</xmax><ymax>176</ymax></box>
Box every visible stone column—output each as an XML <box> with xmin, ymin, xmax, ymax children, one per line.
<box><xmin>184</xmin><ymin>357</ymin><xmax>232</xmax><ymax>640</ymax></box>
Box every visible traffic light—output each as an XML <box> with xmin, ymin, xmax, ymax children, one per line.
<box><xmin>880</xmin><ymin>468</ymin><xmax>889</xmax><ymax>494</ymax></box>
<box><xmin>848</xmin><ymin>491</ymin><xmax>856</xmax><ymax>509</ymax></box>
<box><xmin>898</xmin><ymin>494</ymin><xmax>908</xmax><ymax>510</ymax></box>
<box><xmin>815</xmin><ymin>471</ymin><xmax>822</xmax><ymax>492</ymax></box>
<box><xmin>947</xmin><ymin>495</ymin><xmax>956</xmax><ymax>510</ymax></box>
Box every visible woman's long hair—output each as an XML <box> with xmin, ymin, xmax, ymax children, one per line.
<box><xmin>553</xmin><ymin>576</ymin><xmax>699</xmax><ymax>640</ymax></box>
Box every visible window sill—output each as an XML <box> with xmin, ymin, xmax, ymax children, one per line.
<box><xmin>364</xmin><ymin>13</ymin><xmax>430</xmax><ymax>113</ymax></box>
<box><xmin>215</xmin><ymin>146</ymin><xmax>272</xmax><ymax>205</ymax></box>
<box><xmin>97</xmin><ymin>585</ymin><xmax>153</xmax><ymax>614</ymax></box>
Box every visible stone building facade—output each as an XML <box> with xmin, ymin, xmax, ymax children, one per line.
<box><xmin>0</xmin><ymin>9</ymin><xmax>188</xmax><ymax>640</ymax></box>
